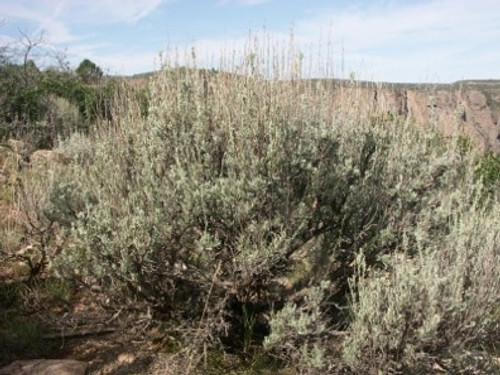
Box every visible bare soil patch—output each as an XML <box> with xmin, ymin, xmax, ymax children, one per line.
<box><xmin>0</xmin><ymin>278</ymin><xmax>172</xmax><ymax>375</ymax></box>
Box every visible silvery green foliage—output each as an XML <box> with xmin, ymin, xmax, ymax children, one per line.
<box><xmin>47</xmin><ymin>58</ymin><xmax>499</xmax><ymax>372</ymax></box>
<box><xmin>264</xmin><ymin>281</ymin><xmax>330</xmax><ymax>372</ymax></box>
<box><xmin>50</xmin><ymin>69</ymin><xmax>337</xmax><ymax>323</ymax></box>
<box><xmin>344</xmin><ymin>184</ymin><xmax>500</xmax><ymax>373</ymax></box>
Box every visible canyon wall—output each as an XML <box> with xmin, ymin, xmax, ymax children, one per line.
<box><xmin>364</xmin><ymin>81</ymin><xmax>500</xmax><ymax>151</ymax></box>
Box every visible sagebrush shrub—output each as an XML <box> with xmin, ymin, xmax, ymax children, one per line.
<box><xmin>344</xmin><ymin>182</ymin><xmax>500</xmax><ymax>373</ymax></box>
<box><xmin>41</xmin><ymin>38</ymin><xmax>500</xmax><ymax>373</ymax></box>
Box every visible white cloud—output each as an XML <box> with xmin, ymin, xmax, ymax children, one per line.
<box><xmin>161</xmin><ymin>29</ymin><xmax>289</xmax><ymax>66</ymax></box>
<box><xmin>217</xmin><ymin>0</ymin><xmax>271</xmax><ymax>7</ymax></box>
<box><xmin>0</xmin><ymin>0</ymin><xmax>168</xmax><ymax>45</ymax></box>
<box><xmin>0</xmin><ymin>0</ymin><xmax>167</xmax><ymax>24</ymax></box>
<box><xmin>0</xmin><ymin>0</ymin><xmax>169</xmax><ymax>72</ymax></box>
<box><xmin>164</xmin><ymin>0</ymin><xmax>500</xmax><ymax>81</ymax></box>
<box><xmin>291</xmin><ymin>0</ymin><xmax>500</xmax><ymax>81</ymax></box>
<box><xmin>72</xmin><ymin>0</ymin><xmax>166</xmax><ymax>23</ymax></box>
<box><xmin>92</xmin><ymin>50</ymin><xmax>162</xmax><ymax>75</ymax></box>
<box><xmin>296</xmin><ymin>0</ymin><xmax>499</xmax><ymax>50</ymax></box>
<box><xmin>0</xmin><ymin>34</ymin><xmax>16</xmax><ymax>46</ymax></box>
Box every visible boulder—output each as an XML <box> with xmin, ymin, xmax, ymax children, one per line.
<box><xmin>0</xmin><ymin>359</ymin><xmax>88</xmax><ymax>375</ymax></box>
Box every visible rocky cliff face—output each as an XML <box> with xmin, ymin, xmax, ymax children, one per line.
<box><xmin>364</xmin><ymin>80</ymin><xmax>500</xmax><ymax>151</ymax></box>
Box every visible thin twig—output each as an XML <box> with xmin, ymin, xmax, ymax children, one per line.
<box><xmin>42</xmin><ymin>327</ymin><xmax>116</xmax><ymax>340</ymax></box>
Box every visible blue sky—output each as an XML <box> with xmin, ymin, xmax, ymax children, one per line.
<box><xmin>0</xmin><ymin>0</ymin><xmax>499</xmax><ymax>82</ymax></box>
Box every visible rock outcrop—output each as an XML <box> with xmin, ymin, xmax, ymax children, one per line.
<box><xmin>360</xmin><ymin>80</ymin><xmax>500</xmax><ymax>151</ymax></box>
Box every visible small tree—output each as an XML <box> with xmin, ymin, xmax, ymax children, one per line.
<box><xmin>17</xmin><ymin>29</ymin><xmax>46</xmax><ymax>88</ymax></box>
<box><xmin>75</xmin><ymin>59</ymin><xmax>103</xmax><ymax>85</ymax></box>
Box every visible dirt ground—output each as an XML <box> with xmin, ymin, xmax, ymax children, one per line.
<box><xmin>0</xmin><ymin>275</ymin><xmax>261</xmax><ymax>375</ymax></box>
<box><xmin>0</xmin><ymin>277</ymin><xmax>178</xmax><ymax>375</ymax></box>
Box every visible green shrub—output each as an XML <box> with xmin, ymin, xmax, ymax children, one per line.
<box><xmin>344</xmin><ymin>186</ymin><xmax>500</xmax><ymax>373</ymax></box>
<box><xmin>0</xmin><ymin>315</ymin><xmax>51</xmax><ymax>359</ymax></box>
<box><xmin>0</xmin><ymin>281</ymin><xmax>24</xmax><ymax>309</ymax></box>
<box><xmin>51</xmin><ymin>59</ymin><xmax>424</xmax><ymax>353</ymax></box>
<box><xmin>0</xmin><ymin>59</ymin><xmax>115</xmax><ymax>147</ymax></box>
<box><xmin>40</xmin><ymin>40</ymin><xmax>500</xmax><ymax>373</ymax></box>
<box><xmin>264</xmin><ymin>281</ymin><xmax>331</xmax><ymax>373</ymax></box>
<box><xmin>475</xmin><ymin>151</ymin><xmax>500</xmax><ymax>193</ymax></box>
